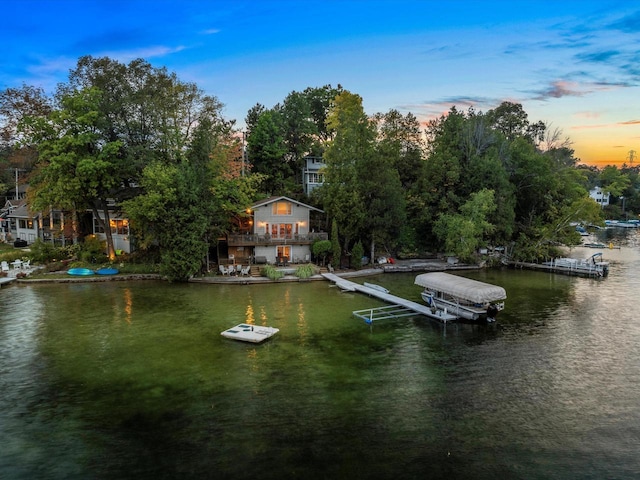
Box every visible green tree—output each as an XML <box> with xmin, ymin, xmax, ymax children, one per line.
<box><xmin>434</xmin><ymin>188</ymin><xmax>496</xmax><ymax>262</ymax></box>
<box><xmin>330</xmin><ymin>218</ymin><xmax>341</xmax><ymax>267</ymax></box>
<box><xmin>599</xmin><ymin>165</ymin><xmax>631</xmax><ymax>197</ymax></box>
<box><xmin>321</xmin><ymin>91</ymin><xmax>374</xmax><ymax>251</ymax></box>
<box><xmin>312</xmin><ymin>239</ymin><xmax>332</xmax><ymax>266</ymax></box>
<box><xmin>247</xmin><ymin>110</ymin><xmax>289</xmax><ymax>195</ymax></box>
<box><xmin>26</xmin><ymin>87</ymin><xmax>122</xmax><ymax>257</ymax></box>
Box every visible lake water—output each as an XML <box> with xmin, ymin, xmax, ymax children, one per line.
<box><xmin>1</xmin><ymin>231</ymin><xmax>640</xmax><ymax>479</ymax></box>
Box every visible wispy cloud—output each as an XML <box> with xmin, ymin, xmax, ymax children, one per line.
<box><xmin>618</xmin><ymin>119</ymin><xmax>640</xmax><ymax>125</ymax></box>
<box><xmin>202</xmin><ymin>28</ymin><xmax>221</xmax><ymax>35</ymax></box>
<box><xmin>607</xmin><ymin>10</ymin><xmax>640</xmax><ymax>34</ymax></box>
<box><xmin>532</xmin><ymin>80</ymin><xmax>585</xmax><ymax>100</ymax></box>
<box><xmin>97</xmin><ymin>45</ymin><xmax>188</xmax><ymax>62</ymax></box>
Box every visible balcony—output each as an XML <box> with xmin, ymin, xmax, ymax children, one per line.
<box><xmin>227</xmin><ymin>232</ymin><xmax>328</xmax><ymax>246</ymax></box>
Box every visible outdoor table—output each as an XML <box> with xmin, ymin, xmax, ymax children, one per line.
<box><xmin>11</xmin><ymin>260</ymin><xmax>22</xmax><ymax>269</ymax></box>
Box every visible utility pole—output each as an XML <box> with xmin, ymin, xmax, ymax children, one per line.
<box><xmin>241</xmin><ymin>131</ymin><xmax>246</xmax><ymax>177</ymax></box>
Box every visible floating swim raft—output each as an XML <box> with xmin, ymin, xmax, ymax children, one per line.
<box><xmin>221</xmin><ymin>324</ymin><xmax>279</xmax><ymax>343</ymax></box>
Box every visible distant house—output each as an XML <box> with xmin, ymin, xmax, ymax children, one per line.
<box><xmin>590</xmin><ymin>187</ymin><xmax>609</xmax><ymax>207</ymax></box>
<box><xmin>224</xmin><ymin>196</ymin><xmax>326</xmax><ymax>265</ymax></box>
<box><xmin>302</xmin><ymin>156</ymin><xmax>326</xmax><ymax>195</ymax></box>
<box><xmin>1</xmin><ymin>199</ymin><xmax>38</xmax><ymax>244</ymax></box>
<box><xmin>92</xmin><ymin>200</ymin><xmax>132</xmax><ymax>254</ymax></box>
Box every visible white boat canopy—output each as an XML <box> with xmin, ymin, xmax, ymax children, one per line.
<box><xmin>414</xmin><ymin>272</ymin><xmax>506</xmax><ymax>304</ymax></box>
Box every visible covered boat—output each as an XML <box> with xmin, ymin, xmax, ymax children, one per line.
<box><xmin>414</xmin><ymin>272</ymin><xmax>506</xmax><ymax>322</ymax></box>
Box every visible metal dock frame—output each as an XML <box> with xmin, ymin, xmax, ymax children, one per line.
<box><xmin>322</xmin><ymin>272</ymin><xmax>458</xmax><ymax>323</ymax></box>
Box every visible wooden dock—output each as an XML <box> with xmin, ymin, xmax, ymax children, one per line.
<box><xmin>0</xmin><ymin>277</ymin><xmax>17</xmax><ymax>288</ymax></box>
<box><xmin>322</xmin><ymin>273</ymin><xmax>458</xmax><ymax>323</ymax></box>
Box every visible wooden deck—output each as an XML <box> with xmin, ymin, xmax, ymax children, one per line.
<box><xmin>322</xmin><ymin>273</ymin><xmax>458</xmax><ymax>323</ymax></box>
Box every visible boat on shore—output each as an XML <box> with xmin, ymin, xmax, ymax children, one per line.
<box><xmin>414</xmin><ymin>272</ymin><xmax>506</xmax><ymax>322</ymax></box>
<box><xmin>363</xmin><ymin>282</ymin><xmax>390</xmax><ymax>294</ymax></box>
<box><xmin>67</xmin><ymin>268</ymin><xmax>94</xmax><ymax>276</ymax></box>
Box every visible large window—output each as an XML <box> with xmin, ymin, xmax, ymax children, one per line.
<box><xmin>307</xmin><ymin>173</ymin><xmax>324</xmax><ymax>184</ymax></box>
<box><xmin>272</xmin><ymin>201</ymin><xmax>292</xmax><ymax>215</ymax></box>
<box><xmin>94</xmin><ymin>218</ymin><xmax>129</xmax><ymax>235</ymax></box>
<box><xmin>18</xmin><ymin>219</ymin><xmax>34</xmax><ymax>229</ymax></box>
<box><xmin>110</xmin><ymin>219</ymin><xmax>129</xmax><ymax>235</ymax></box>
<box><xmin>277</xmin><ymin>246</ymin><xmax>291</xmax><ymax>261</ymax></box>
<box><xmin>270</xmin><ymin>223</ymin><xmax>294</xmax><ymax>239</ymax></box>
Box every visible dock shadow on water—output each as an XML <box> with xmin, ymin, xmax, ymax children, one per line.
<box><xmin>1</xmin><ymin>236</ymin><xmax>640</xmax><ymax>479</ymax></box>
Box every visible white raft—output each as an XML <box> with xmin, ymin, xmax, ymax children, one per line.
<box><xmin>221</xmin><ymin>324</ymin><xmax>279</xmax><ymax>343</ymax></box>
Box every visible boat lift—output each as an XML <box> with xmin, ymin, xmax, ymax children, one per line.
<box><xmin>352</xmin><ymin>305</ymin><xmax>420</xmax><ymax>324</ymax></box>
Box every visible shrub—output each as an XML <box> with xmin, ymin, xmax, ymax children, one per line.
<box><xmin>29</xmin><ymin>239</ymin><xmax>63</xmax><ymax>263</ymax></box>
<box><xmin>261</xmin><ymin>264</ymin><xmax>284</xmax><ymax>280</ymax></box>
<box><xmin>79</xmin><ymin>235</ymin><xmax>107</xmax><ymax>263</ymax></box>
<box><xmin>351</xmin><ymin>241</ymin><xmax>364</xmax><ymax>270</ymax></box>
<box><xmin>295</xmin><ymin>263</ymin><xmax>318</xmax><ymax>279</ymax></box>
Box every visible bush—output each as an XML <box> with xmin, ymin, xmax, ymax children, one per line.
<box><xmin>295</xmin><ymin>263</ymin><xmax>318</xmax><ymax>279</ymax></box>
<box><xmin>79</xmin><ymin>235</ymin><xmax>107</xmax><ymax>263</ymax></box>
<box><xmin>261</xmin><ymin>264</ymin><xmax>284</xmax><ymax>280</ymax></box>
<box><xmin>351</xmin><ymin>241</ymin><xmax>364</xmax><ymax>270</ymax></box>
<box><xmin>29</xmin><ymin>239</ymin><xmax>68</xmax><ymax>263</ymax></box>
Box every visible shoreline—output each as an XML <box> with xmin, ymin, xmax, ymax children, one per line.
<box><xmin>9</xmin><ymin>259</ymin><xmax>480</xmax><ymax>285</ymax></box>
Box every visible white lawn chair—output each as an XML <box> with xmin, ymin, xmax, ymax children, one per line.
<box><xmin>219</xmin><ymin>265</ymin><xmax>230</xmax><ymax>276</ymax></box>
<box><xmin>21</xmin><ymin>259</ymin><xmax>31</xmax><ymax>270</ymax></box>
<box><xmin>1</xmin><ymin>261</ymin><xmax>9</xmax><ymax>273</ymax></box>
<box><xmin>240</xmin><ymin>265</ymin><xmax>250</xmax><ymax>276</ymax></box>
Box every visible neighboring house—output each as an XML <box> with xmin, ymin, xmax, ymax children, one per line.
<box><xmin>92</xmin><ymin>200</ymin><xmax>132</xmax><ymax>254</ymax></box>
<box><xmin>302</xmin><ymin>156</ymin><xmax>326</xmax><ymax>195</ymax></box>
<box><xmin>590</xmin><ymin>187</ymin><xmax>610</xmax><ymax>207</ymax></box>
<box><xmin>1</xmin><ymin>199</ymin><xmax>38</xmax><ymax>244</ymax></box>
<box><xmin>224</xmin><ymin>196</ymin><xmax>327</xmax><ymax>265</ymax></box>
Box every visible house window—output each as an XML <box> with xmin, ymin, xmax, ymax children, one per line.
<box><xmin>277</xmin><ymin>246</ymin><xmax>291</xmax><ymax>261</ymax></box>
<box><xmin>307</xmin><ymin>173</ymin><xmax>324</xmax><ymax>184</ymax></box>
<box><xmin>271</xmin><ymin>223</ymin><xmax>293</xmax><ymax>239</ymax></box>
<box><xmin>18</xmin><ymin>219</ymin><xmax>34</xmax><ymax>229</ymax></box>
<box><xmin>272</xmin><ymin>201</ymin><xmax>292</xmax><ymax>215</ymax></box>
<box><xmin>110</xmin><ymin>219</ymin><xmax>129</xmax><ymax>235</ymax></box>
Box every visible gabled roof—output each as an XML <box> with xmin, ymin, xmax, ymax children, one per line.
<box><xmin>2</xmin><ymin>199</ymin><xmax>34</xmax><ymax>219</ymax></box>
<box><xmin>6</xmin><ymin>201</ymin><xmax>34</xmax><ymax>219</ymax></box>
<box><xmin>251</xmin><ymin>196</ymin><xmax>324</xmax><ymax>213</ymax></box>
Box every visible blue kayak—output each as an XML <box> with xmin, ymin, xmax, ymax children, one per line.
<box><xmin>96</xmin><ymin>268</ymin><xmax>119</xmax><ymax>275</ymax></box>
<box><xmin>67</xmin><ymin>268</ymin><xmax>95</xmax><ymax>276</ymax></box>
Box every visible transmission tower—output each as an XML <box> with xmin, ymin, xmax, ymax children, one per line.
<box><xmin>628</xmin><ymin>149</ymin><xmax>636</xmax><ymax>165</ymax></box>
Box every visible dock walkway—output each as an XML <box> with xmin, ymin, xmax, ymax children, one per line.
<box><xmin>322</xmin><ymin>273</ymin><xmax>458</xmax><ymax>323</ymax></box>
<box><xmin>0</xmin><ymin>277</ymin><xmax>16</xmax><ymax>288</ymax></box>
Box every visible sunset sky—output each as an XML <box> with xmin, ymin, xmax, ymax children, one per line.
<box><xmin>2</xmin><ymin>0</ymin><xmax>639</xmax><ymax>167</ymax></box>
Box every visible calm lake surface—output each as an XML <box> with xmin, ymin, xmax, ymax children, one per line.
<box><xmin>2</xmin><ymin>231</ymin><xmax>640</xmax><ymax>479</ymax></box>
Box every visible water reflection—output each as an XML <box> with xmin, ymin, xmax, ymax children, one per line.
<box><xmin>1</xmin><ymin>236</ymin><xmax>640</xmax><ymax>479</ymax></box>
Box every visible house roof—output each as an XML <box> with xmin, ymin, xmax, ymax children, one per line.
<box><xmin>251</xmin><ymin>196</ymin><xmax>324</xmax><ymax>213</ymax></box>
<box><xmin>2</xmin><ymin>199</ymin><xmax>34</xmax><ymax>219</ymax></box>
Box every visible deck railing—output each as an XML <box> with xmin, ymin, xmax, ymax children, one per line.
<box><xmin>227</xmin><ymin>232</ymin><xmax>328</xmax><ymax>246</ymax></box>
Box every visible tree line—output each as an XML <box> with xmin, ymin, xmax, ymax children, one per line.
<box><xmin>1</xmin><ymin>56</ymin><xmax>638</xmax><ymax>280</ymax></box>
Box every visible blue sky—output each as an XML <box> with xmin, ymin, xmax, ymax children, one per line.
<box><xmin>2</xmin><ymin>0</ymin><xmax>639</xmax><ymax>166</ymax></box>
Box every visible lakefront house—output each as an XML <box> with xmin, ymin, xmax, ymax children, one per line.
<box><xmin>222</xmin><ymin>196</ymin><xmax>327</xmax><ymax>265</ymax></box>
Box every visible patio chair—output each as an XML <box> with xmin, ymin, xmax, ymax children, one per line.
<box><xmin>21</xmin><ymin>259</ymin><xmax>31</xmax><ymax>270</ymax></box>
<box><xmin>240</xmin><ymin>265</ymin><xmax>251</xmax><ymax>276</ymax></box>
<box><xmin>219</xmin><ymin>265</ymin><xmax>230</xmax><ymax>276</ymax></box>
<box><xmin>1</xmin><ymin>261</ymin><xmax>9</xmax><ymax>273</ymax></box>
